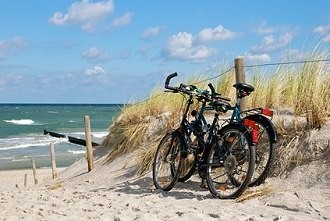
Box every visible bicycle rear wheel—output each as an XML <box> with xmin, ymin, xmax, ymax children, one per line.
<box><xmin>152</xmin><ymin>132</ymin><xmax>184</xmax><ymax>191</ymax></box>
<box><xmin>206</xmin><ymin>125</ymin><xmax>255</xmax><ymax>199</ymax></box>
<box><xmin>244</xmin><ymin>115</ymin><xmax>277</xmax><ymax>186</ymax></box>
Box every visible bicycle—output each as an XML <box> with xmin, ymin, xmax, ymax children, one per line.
<box><xmin>177</xmin><ymin>80</ymin><xmax>277</xmax><ymax>187</ymax></box>
<box><xmin>152</xmin><ymin>72</ymin><xmax>257</xmax><ymax>199</ymax></box>
<box><xmin>208</xmin><ymin>82</ymin><xmax>278</xmax><ymax>186</ymax></box>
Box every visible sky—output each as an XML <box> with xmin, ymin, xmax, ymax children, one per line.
<box><xmin>0</xmin><ymin>0</ymin><xmax>329</xmax><ymax>104</ymax></box>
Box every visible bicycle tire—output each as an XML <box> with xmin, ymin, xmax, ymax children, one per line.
<box><xmin>206</xmin><ymin>124</ymin><xmax>255</xmax><ymax>199</ymax></box>
<box><xmin>244</xmin><ymin>115</ymin><xmax>277</xmax><ymax>186</ymax></box>
<box><xmin>152</xmin><ymin>132</ymin><xmax>184</xmax><ymax>191</ymax></box>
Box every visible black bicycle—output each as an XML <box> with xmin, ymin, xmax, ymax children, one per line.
<box><xmin>208</xmin><ymin>82</ymin><xmax>277</xmax><ymax>186</ymax></box>
<box><xmin>179</xmin><ymin>81</ymin><xmax>278</xmax><ymax>187</ymax></box>
<box><xmin>152</xmin><ymin>73</ymin><xmax>257</xmax><ymax>199</ymax></box>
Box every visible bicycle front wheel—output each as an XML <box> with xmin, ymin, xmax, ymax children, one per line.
<box><xmin>152</xmin><ymin>132</ymin><xmax>184</xmax><ymax>191</ymax></box>
<box><xmin>206</xmin><ymin>125</ymin><xmax>255</xmax><ymax>199</ymax></box>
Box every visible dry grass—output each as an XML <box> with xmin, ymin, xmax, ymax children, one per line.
<box><xmin>101</xmin><ymin>90</ymin><xmax>186</xmax><ymax>164</ymax></box>
<box><xmin>215</xmin><ymin>67</ymin><xmax>236</xmax><ymax>102</ymax></box>
<box><xmin>274</xmin><ymin>118</ymin><xmax>330</xmax><ymax>177</ymax></box>
<box><xmin>46</xmin><ymin>182</ymin><xmax>64</xmax><ymax>190</ymax></box>
<box><xmin>236</xmin><ymin>186</ymin><xmax>274</xmax><ymax>203</ymax></box>
<box><xmin>293</xmin><ymin>49</ymin><xmax>330</xmax><ymax>129</ymax></box>
<box><xmin>101</xmin><ymin>46</ymin><xmax>329</xmax><ymax>175</ymax></box>
<box><xmin>245</xmin><ymin>50</ymin><xmax>329</xmax><ymax>128</ymax></box>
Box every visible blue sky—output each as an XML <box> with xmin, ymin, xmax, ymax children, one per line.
<box><xmin>0</xmin><ymin>0</ymin><xmax>329</xmax><ymax>103</ymax></box>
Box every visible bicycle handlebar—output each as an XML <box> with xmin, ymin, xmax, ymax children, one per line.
<box><xmin>164</xmin><ymin>73</ymin><xmax>196</xmax><ymax>94</ymax></box>
<box><xmin>207</xmin><ymin>83</ymin><xmax>231</xmax><ymax>102</ymax></box>
<box><xmin>164</xmin><ymin>73</ymin><xmax>232</xmax><ymax>104</ymax></box>
<box><xmin>208</xmin><ymin>83</ymin><xmax>216</xmax><ymax>96</ymax></box>
<box><xmin>165</xmin><ymin>72</ymin><xmax>178</xmax><ymax>90</ymax></box>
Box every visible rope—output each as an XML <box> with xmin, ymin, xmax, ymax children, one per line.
<box><xmin>129</xmin><ymin>58</ymin><xmax>330</xmax><ymax>106</ymax></box>
<box><xmin>192</xmin><ymin>66</ymin><xmax>235</xmax><ymax>84</ymax></box>
<box><xmin>242</xmin><ymin>58</ymin><xmax>330</xmax><ymax>68</ymax></box>
<box><xmin>129</xmin><ymin>92</ymin><xmax>165</xmax><ymax>105</ymax></box>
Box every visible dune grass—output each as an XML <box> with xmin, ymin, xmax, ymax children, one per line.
<box><xmin>101</xmin><ymin>46</ymin><xmax>329</xmax><ymax>176</ymax></box>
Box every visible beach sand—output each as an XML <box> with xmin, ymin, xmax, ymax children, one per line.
<box><xmin>0</xmin><ymin>149</ymin><xmax>329</xmax><ymax>221</ymax></box>
<box><xmin>0</xmin><ymin>168</ymin><xmax>66</xmax><ymax>191</ymax></box>
<box><xmin>0</xmin><ymin>119</ymin><xmax>329</xmax><ymax>220</ymax></box>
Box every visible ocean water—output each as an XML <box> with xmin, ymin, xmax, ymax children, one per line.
<box><xmin>0</xmin><ymin>104</ymin><xmax>122</xmax><ymax>170</ymax></box>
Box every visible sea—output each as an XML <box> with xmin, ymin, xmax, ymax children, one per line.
<box><xmin>0</xmin><ymin>104</ymin><xmax>122</xmax><ymax>170</ymax></box>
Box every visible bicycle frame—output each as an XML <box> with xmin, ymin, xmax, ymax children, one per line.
<box><xmin>175</xmin><ymin>93</ymin><xmax>219</xmax><ymax>160</ymax></box>
<box><xmin>178</xmin><ymin>95</ymin><xmax>207</xmax><ymax>142</ymax></box>
<box><xmin>225</xmin><ymin>92</ymin><xmax>277</xmax><ymax>144</ymax></box>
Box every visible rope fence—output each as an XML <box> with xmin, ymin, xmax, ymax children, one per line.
<box><xmin>129</xmin><ymin>58</ymin><xmax>330</xmax><ymax>106</ymax></box>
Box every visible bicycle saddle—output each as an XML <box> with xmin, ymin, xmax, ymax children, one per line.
<box><xmin>233</xmin><ymin>83</ymin><xmax>254</xmax><ymax>98</ymax></box>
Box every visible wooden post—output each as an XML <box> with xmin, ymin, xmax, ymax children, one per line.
<box><xmin>234</xmin><ymin>57</ymin><xmax>247</xmax><ymax>111</ymax></box>
<box><xmin>50</xmin><ymin>142</ymin><xmax>58</xmax><ymax>179</ymax></box>
<box><xmin>24</xmin><ymin>174</ymin><xmax>27</xmax><ymax>187</ymax></box>
<box><xmin>31</xmin><ymin>158</ymin><xmax>38</xmax><ymax>184</ymax></box>
<box><xmin>84</xmin><ymin>115</ymin><xmax>94</xmax><ymax>172</ymax></box>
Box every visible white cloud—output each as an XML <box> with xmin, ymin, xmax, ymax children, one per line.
<box><xmin>322</xmin><ymin>35</ymin><xmax>330</xmax><ymax>42</ymax></box>
<box><xmin>163</xmin><ymin>24</ymin><xmax>236</xmax><ymax>62</ymax></box>
<box><xmin>197</xmin><ymin>25</ymin><xmax>237</xmax><ymax>42</ymax></box>
<box><xmin>0</xmin><ymin>37</ymin><xmax>26</xmax><ymax>60</ymax></box>
<box><xmin>49</xmin><ymin>0</ymin><xmax>114</xmax><ymax>31</ymax></box>
<box><xmin>111</xmin><ymin>12</ymin><xmax>133</xmax><ymax>27</ymax></box>
<box><xmin>164</xmin><ymin>32</ymin><xmax>216</xmax><ymax>62</ymax></box>
<box><xmin>251</xmin><ymin>32</ymin><xmax>293</xmax><ymax>53</ymax></box>
<box><xmin>168</xmin><ymin>32</ymin><xmax>194</xmax><ymax>48</ymax></box>
<box><xmin>82</xmin><ymin>47</ymin><xmax>111</xmax><ymax>63</ymax></box>
<box><xmin>141</xmin><ymin>26</ymin><xmax>163</xmax><ymax>39</ymax></box>
<box><xmin>245</xmin><ymin>52</ymin><xmax>271</xmax><ymax>64</ymax></box>
<box><xmin>252</xmin><ymin>21</ymin><xmax>276</xmax><ymax>34</ymax></box>
<box><xmin>314</xmin><ymin>24</ymin><xmax>330</xmax><ymax>42</ymax></box>
<box><xmin>314</xmin><ymin>24</ymin><xmax>330</xmax><ymax>34</ymax></box>
<box><xmin>85</xmin><ymin>66</ymin><xmax>106</xmax><ymax>76</ymax></box>
<box><xmin>279</xmin><ymin>49</ymin><xmax>306</xmax><ymax>61</ymax></box>
<box><xmin>163</xmin><ymin>25</ymin><xmax>237</xmax><ymax>62</ymax></box>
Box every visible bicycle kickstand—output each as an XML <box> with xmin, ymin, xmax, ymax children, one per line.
<box><xmin>200</xmin><ymin>178</ymin><xmax>208</xmax><ymax>189</ymax></box>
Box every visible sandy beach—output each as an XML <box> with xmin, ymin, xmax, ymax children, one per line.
<box><xmin>0</xmin><ymin>168</ymin><xmax>67</xmax><ymax>191</ymax></box>
<box><xmin>0</xmin><ymin>142</ymin><xmax>329</xmax><ymax>221</ymax></box>
<box><xmin>0</xmin><ymin>115</ymin><xmax>329</xmax><ymax>221</ymax></box>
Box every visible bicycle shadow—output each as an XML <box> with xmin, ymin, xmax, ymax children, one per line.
<box><xmin>93</xmin><ymin>174</ymin><xmax>213</xmax><ymax>200</ymax></box>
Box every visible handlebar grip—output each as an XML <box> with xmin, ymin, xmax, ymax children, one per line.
<box><xmin>208</xmin><ymin>83</ymin><xmax>231</xmax><ymax>101</ymax></box>
<box><xmin>208</xmin><ymin>83</ymin><xmax>215</xmax><ymax>96</ymax></box>
<box><xmin>165</xmin><ymin>72</ymin><xmax>178</xmax><ymax>89</ymax></box>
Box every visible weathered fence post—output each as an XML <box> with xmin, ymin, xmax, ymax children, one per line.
<box><xmin>24</xmin><ymin>174</ymin><xmax>28</xmax><ymax>187</ymax></box>
<box><xmin>84</xmin><ymin>115</ymin><xmax>94</xmax><ymax>172</ymax></box>
<box><xmin>234</xmin><ymin>57</ymin><xmax>247</xmax><ymax>111</ymax></box>
<box><xmin>31</xmin><ymin>158</ymin><xmax>38</xmax><ymax>184</ymax></box>
<box><xmin>50</xmin><ymin>142</ymin><xmax>58</xmax><ymax>179</ymax></box>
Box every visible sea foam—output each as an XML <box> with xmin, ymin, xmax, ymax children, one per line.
<box><xmin>67</xmin><ymin>149</ymin><xmax>86</xmax><ymax>155</ymax></box>
<box><xmin>4</xmin><ymin>119</ymin><xmax>35</xmax><ymax>125</ymax></box>
<box><xmin>92</xmin><ymin>132</ymin><xmax>108</xmax><ymax>138</ymax></box>
<box><xmin>0</xmin><ymin>136</ymin><xmax>67</xmax><ymax>151</ymax></box>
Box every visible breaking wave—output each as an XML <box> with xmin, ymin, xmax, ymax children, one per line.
<box><xmin>4</xmin><ymin>119</ymin><xmax>35</xmax><ymax>125</ymax></box>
